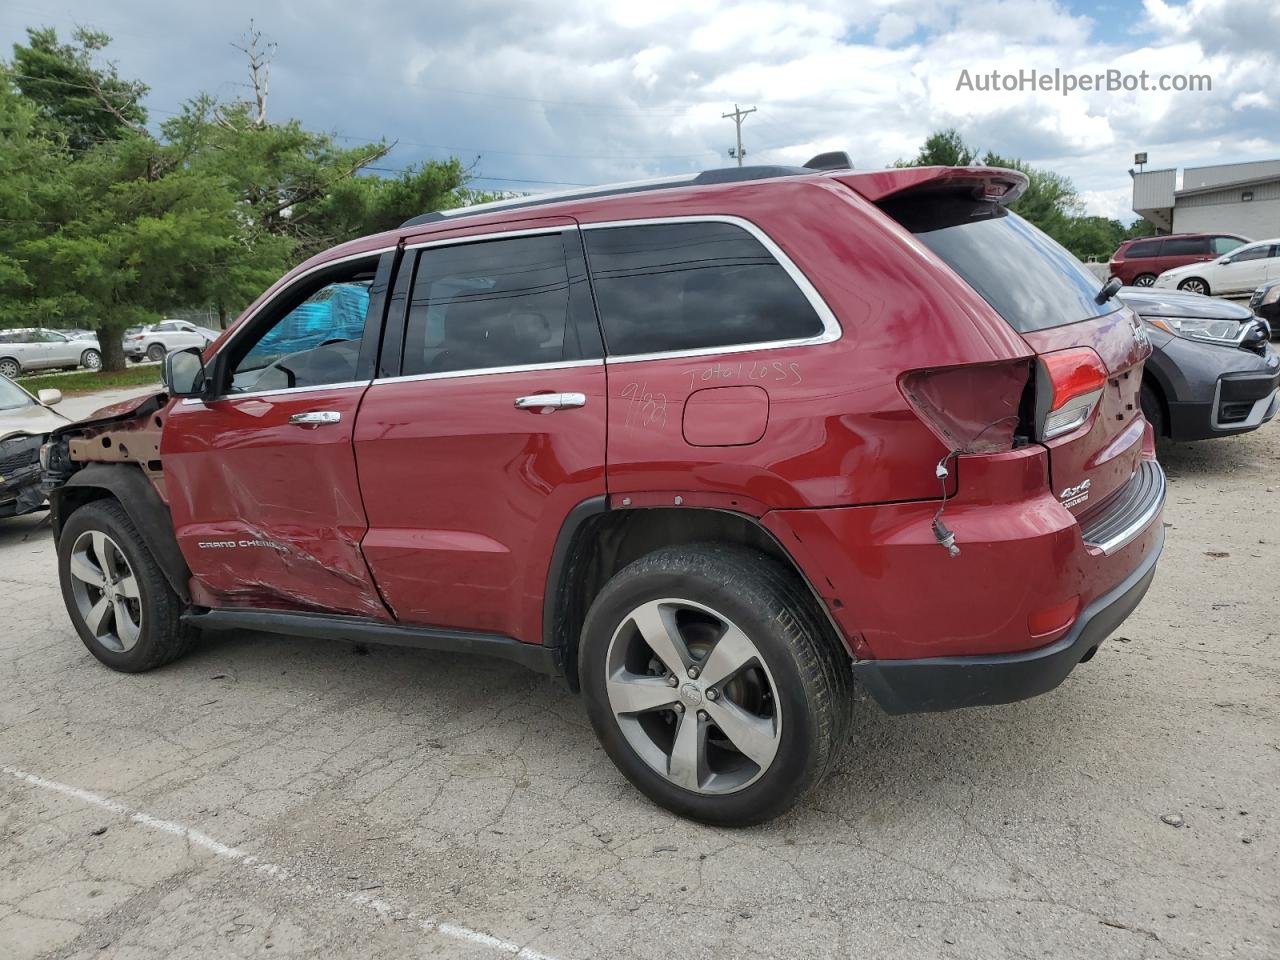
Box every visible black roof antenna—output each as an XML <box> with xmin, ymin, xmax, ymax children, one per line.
<box><xmin>803</xmin><ymin>151</ymin><xmax>854</xmax><ymax>172</ymax></box>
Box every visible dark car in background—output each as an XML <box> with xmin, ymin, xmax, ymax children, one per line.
<box><xmin>1249</xmin><ymin>279</ymin><xmax>1280</xmax><ymax>333</ymax></box>
<box><xmin>1121</xmin><ymin>287</ymin><xmax>1278</xmax><ymax>441</ymax></box>
<box><xmin>1110</xmin><ymin>233</ymin><xmax>1248</xmax><ymax>287</ymax></box>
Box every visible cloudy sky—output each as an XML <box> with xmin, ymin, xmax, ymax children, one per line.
<box><xmin>3</xmin><ymin>0</ymin><xmax>1277</xmax><ymax>222</ymax></box>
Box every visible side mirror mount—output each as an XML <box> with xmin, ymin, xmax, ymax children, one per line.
<box><xmin>37</xmin><ymin>388</ymin><xmax>62</xmax><ymax>406</ymax></box>
<box><xmin>163</xmin><ymin>346</ymin><xmax>207</xmax><ymax>398</ymax></box>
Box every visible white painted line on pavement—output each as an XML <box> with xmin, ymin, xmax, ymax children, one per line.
<box><xmin>3</xmin><ymin>764</ymin><xmax>562</xmax><ymax>960</ymax></box>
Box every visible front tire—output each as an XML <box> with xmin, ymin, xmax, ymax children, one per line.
<box><xmin>1140</xmin><ymin>381</ymin><xmax>1166</xmax><ymax>440</ymax></box>
<box><xmin>1178</xmin><ymin>277</ymin><xmax>1209</xmax><ymax>295</ymax></box>
<box><xmin>57</xmin><ymin>499</ymin><xmax>197</xmax><ymax>672</ymax></box>
<box><xmin>80</xmin><ymin>349</ymin><xmax>102</xmax><ymax>371</ymax></box>
<box><xmin>579</xmin><ymin>544</ymin><xmax>852</xmax><ymax>826</ymax></box>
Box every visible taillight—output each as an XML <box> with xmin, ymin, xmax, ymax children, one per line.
<box><xmin>1035</xmin><ymin>347</ymin><xmax>1108</xmax><ymax>440</ymax></box>
<box><xmin>900</xmin><ymin>359</ymin><xmax>1034</xmax><ymax>454</ymax></box>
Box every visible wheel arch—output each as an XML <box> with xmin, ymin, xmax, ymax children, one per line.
<box><xmin>1140</xmin><ymin>368</ymin><xmax>1171</xmax><ymax>437</ymax></box>
<box><xmin>0</xmin><ymin>356</ymin><xmax>21</xmax><ymax>374</ymax></box>
<box><xmin>543</xmin><ymin>500</ymin><xmax>844</xmax><ymax>691</ymax></box>
<box><xmin>51</xmin><ymin>463</ymin><xmax>191</xmax><ymax>603</ymax></box>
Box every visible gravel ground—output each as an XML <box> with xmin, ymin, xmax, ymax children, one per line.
<box><xmin>0</xmin><ymin>419</ymin><xmax>1276</xmax><ymax>960</ymax></box>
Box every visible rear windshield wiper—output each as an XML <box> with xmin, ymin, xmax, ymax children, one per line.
<box><xmin>1095</xmin><ymin>276</ymin><xmax>1122</xmax><ymax>305</ymax></box>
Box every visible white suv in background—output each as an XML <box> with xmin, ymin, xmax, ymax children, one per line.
<box><xmin>125</xmin><ymin>320</ymin><xmax>218</xmax><ymax>363</ymax></box>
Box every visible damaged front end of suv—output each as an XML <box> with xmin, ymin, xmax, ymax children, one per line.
<box><xmin>41</xmin><ymin>389</ymin><xmax>194</xmax><ymax>607</ymax></box>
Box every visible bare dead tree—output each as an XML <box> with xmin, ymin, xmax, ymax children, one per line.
<box><xmin>231</xmin><ymin>19</ymin><xmax>276</xmax><ymax>126</ymax></box>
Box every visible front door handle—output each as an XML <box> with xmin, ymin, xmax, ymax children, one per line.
<box><xmin>514</xmin><ymin>392</ymin><xmax>587</xmax><ymax>412</ymax></box>
<box><xmin>288</xmin><ymin>411</ymin><xmax>342</xmax><ymax>426</ymax></box>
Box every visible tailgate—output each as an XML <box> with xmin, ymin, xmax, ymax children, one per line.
<box><xmin>1022</xmin><ymin>307</ymin><xmax>1151</xmax><ymax>518</ymax></box>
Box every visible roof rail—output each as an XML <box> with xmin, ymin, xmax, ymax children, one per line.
<box><xmin>400</xmin><ymin>154</ymin><xmax>849</xmax><ymax>228</ymax></box>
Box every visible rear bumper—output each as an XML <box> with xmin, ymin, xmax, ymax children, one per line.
<box><xmin>853</xmin><ymin>524</ymin><xmax>1163</xmax><ymax>713</ymax></box>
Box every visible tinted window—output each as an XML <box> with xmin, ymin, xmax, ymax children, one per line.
<box><xmin>1212</xmin><ymin>236</ymin><xmax>1246</xmax><ymax>254</ymax></box>
<box><xmin>1162</xmin><ymin>237</ymin><xmax>1209</xmax><ymax>256</ymax></box>
<box><xmin>584</xmin><ymin>222</ymin><xmax>824</xmax><ymax>356</ymax></box>
<box><xmin>885</xmin><ymin>199</ymin><xmax>1119</xmax><ymax>333</ymax></box>
<box><xmin>1126</xmin><ymin>239</ymin><xmax>1162</xmax><ymax>258</ymax></box>
<box><xmin>403</xmin><ymin>233</ymin><xmax>577</xmax><ymax>376</ymax></box>
<box><xmin>228</xmin><ymin>267</ymin><xmax>377</xmax><ymax>394</ymax></box>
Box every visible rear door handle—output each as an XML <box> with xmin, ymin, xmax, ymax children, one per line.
<box><xmin>514</xmin><ymin>393</ymin><xmax>587</xmax><ymax>412</ymax></box>
<box><xmin>288</xmin><ymin>411</ymin><xmax>342</xmax><ymax>425</ymax></box>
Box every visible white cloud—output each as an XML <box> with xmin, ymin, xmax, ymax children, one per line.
<box><xmin>1</xmin><ymin>0</ymin><xmax>1277</xmax><ymax>220</ymax></box>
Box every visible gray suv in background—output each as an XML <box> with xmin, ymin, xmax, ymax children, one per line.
<box><xmin>1122</xmin><ymin>287</ymin><xmax>1278</xmax><ymax>441</ymax></box>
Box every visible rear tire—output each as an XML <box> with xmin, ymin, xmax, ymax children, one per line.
<box><xmin>146</xmin><ymin>343</ymin><xmax>166</xmax><ymax>362</ymax></box>
<box><xmin>80</xmin><ymin>349</ymin><xmax>102</xmax><ymax>371</ymax></box>
<box><xmin>1178</xmin><ymin>277</ymin><xmax>1209</xmax><ymax>295</ymax></box>
<box><xmin>0</xmin><ymin>357</ymin><xmax>20</xmax><ymax>379</ymax></box>
<box><xmin>1132</xmin><ymin>273</ymin><xmax>1156</xmax><ymax>287</ymax></box>
<box><xmin>578</xmin><ymin>543</ymin><xmax>852</xmax><ymax>826</ymax></box>
<box><xmin>57</xmin><ymin>499</ymin><xmax>198</xmax><ymax>672</ymax></box>
<box><xmin>1141</xmin><ymin>381</ymin><xmax>1166</xmax><ymax>440</ymax></box>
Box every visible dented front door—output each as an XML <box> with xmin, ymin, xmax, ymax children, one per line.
<box><xmin>161</xmin><ymin>386</ymin><xmax>389</xmax><ymax>618</ymax></box>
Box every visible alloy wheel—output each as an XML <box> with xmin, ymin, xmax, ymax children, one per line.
<box><xmin>1133</xmin><ymin>274</ymin><xmax>1155</xmax><ymax>287</ymax></box>
<box><xmin>68</xmin><ymin>530</ymin><xmax>143</xmax><ymax>653</ymax></box>
<box><xmin>1179</xmin><ymin>279</ymin><xmax>1208</xmax><ymax>295</ymax></box>
<box><xmin>604</xmin><ymin>598</ymin><xmax>782</xmax><ymax>794</ymax></box>
<box><xmin>82</xmin><ymin>350</ymin><xmax>102</xmax><ymax>370</ymax></box>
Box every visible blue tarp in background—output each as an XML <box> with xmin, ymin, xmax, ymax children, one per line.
<box><xmin>244</xmin><ymin>282</ymin><xmax>370</xmax><ymax>365</ymax></box>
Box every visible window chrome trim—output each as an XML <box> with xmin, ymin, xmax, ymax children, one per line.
<box><xmin>372</xmin><ymin>358</ymin><xmax>603</xmax><ymax>387</ymax></box>
<box><xmin>403</xmin><ymin>225</ymin><xmax>568</xmax><ymax>251</ymax></box>
<box><xmin>580</xmin><ymin>214</ymin><xmax>843</xmax><ymax>364</ymax></box>
<box><xmin>180</xmin><ymin>379</ymin><xmax>370</xmax><ymax>405</ymax></box>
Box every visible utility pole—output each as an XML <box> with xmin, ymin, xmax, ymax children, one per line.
<box><xmin>722</xmin><ymin>103</ymin><xmax>756</xmax><ymax>167</ymax></box>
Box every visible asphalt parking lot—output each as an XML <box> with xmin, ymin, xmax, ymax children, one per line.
<box><xmin>1</xmin><ymin>423</ymin><xmax>1277</xmax><ymax>960</ymax></box>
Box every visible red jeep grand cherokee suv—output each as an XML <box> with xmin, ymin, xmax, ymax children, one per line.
<box><xmin>42</xmin><ymin>162</ymin><xmax>1165</xmax><ymax>825</ymax></box>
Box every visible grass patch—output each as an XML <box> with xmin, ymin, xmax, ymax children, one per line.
<box><xmin>18</xmin><ymin>364</ymin><xmax>163</xmax><ymax>396</ymax></box>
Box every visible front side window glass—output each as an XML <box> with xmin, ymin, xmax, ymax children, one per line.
<box><xmin>402</xmin><ymin>233</ymin><xmax>574</xmax><ymax>376</ymax></box>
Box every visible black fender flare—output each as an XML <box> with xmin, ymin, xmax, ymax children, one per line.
<box><xmin>50</xmin><ymin>464</ymin><xmax>191</xmax><ymax>603</ymax></box>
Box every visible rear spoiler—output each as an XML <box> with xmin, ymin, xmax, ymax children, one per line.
<box><xmin>833</xmin><ymin>165</ymin><xmax>1029</xmax><ymax>205</ymax></box>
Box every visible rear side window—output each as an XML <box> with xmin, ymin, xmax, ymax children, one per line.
<box><xmin>1229</xmin><ymin>243</ymin><xmax>1271</xmax><ymax>262</ymax></box>
<box><xmin>1162</xmin><ymin>237</ymin><xmax>1209</xmax><ymax>256</ymax></box>
<box><xmin>1212</xmin><ymin>236</ymin><xmax>1245</xmax><ymax>255</ymax></box>
<box><xmin>583</xmin><ymin>221</ymin><xmax>824</xmax><ymax>356</ymax></box>
<box><xmin>883</xmin><ymin>198</ymin><xmax>1119</xmax><ymax>333</ymax></box>
<box><xmin>1126</xmin><ymin>239</ymin><xmax>1162</xmax><ymax>258</ymax></box>
<box><xmin>403</xmin><ymin>233</ymin><xmax>588</xmax><ymax>376</ymax></box>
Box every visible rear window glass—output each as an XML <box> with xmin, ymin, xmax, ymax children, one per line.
<box><xmin>1126</xmin><ymin>239</ymin><xmax>1162</xmax><ymax>258</ymax></box>
<box><xmin>883</xmin><ymin>198</ymin><xmax>1120</xmax><ymax>333</ymax></box>
<box><xmin>584</xmin><ymin>222</ymin><xmax>824</xmax><ymax>355</ymax></box>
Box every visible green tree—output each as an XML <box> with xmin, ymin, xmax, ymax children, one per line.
<box><xmin>10</xmin><ymin>27</ymin><xmax>146</xmax><ymax>152</ymax></box>
<box><xmin>895</xmin><ymin>127</ymin><xmax>977</xmax><ymax>167</ymax></box>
